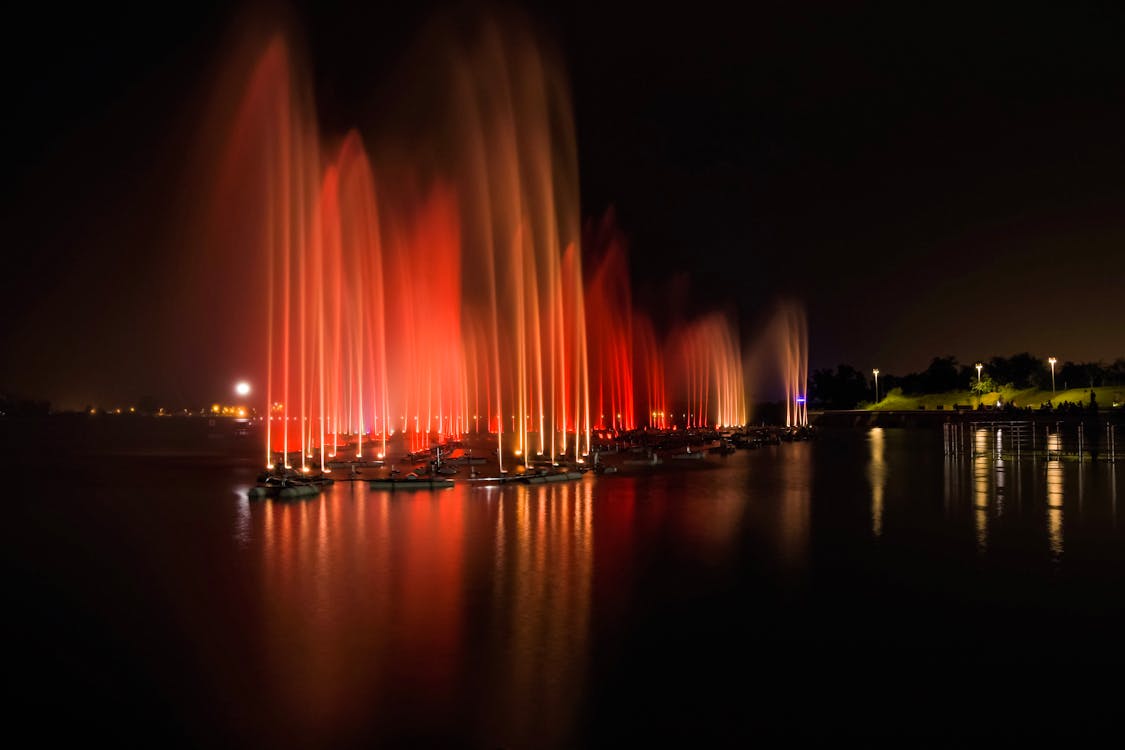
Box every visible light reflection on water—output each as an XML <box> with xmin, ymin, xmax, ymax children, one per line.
<box><xmin>777</xmin><ymin>442</ymin><xmax>812</xmax><ymax>567</ymax></box>
<box><xmin>15</xmin><ymin>428</ymin><xmax>1125</xmax><ymax>744</ymax></box>
<box><xmin>1047</xmin><ymin>459</ymin><xmax>1064</xmax><ymax>560</ymax></box>
<box><xmin>239</xmin><ymin>438</ymin><xmax>1119</xmax><ymax>738</ymax></box>
<box><xmin>246</xmin><ymin>479</ymin><xmax>600</xmax><ymax>745</ymax></box>
<box><xmin>868</xmin><ymin>427</ymin><xmax>886</xmax><ymax>538</ymax></box>
<box><xmin>234</xmin><ymin>454</ymin><xmax>804</xmax><ymax>744</ymax></box>
<box><xmin>233</xmin><ymin>490</ymin><xmax>252</xmax><ymax>546</ymax></box>
<box><xmin>942</xmin><ymin>430</ymin><xmax>1124</xmax><ymax>565</ymax></box>
<box><xmin>974</xmin><ymin>428</ymin><xmax>990</xmax><ymax>551</ymax></box>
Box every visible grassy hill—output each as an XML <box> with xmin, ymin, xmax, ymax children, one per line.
<box><xmin>867</xmin><ymin>385</ymin><xmax>1125</xmax><ymax>411</ymax></box>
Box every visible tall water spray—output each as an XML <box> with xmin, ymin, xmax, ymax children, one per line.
<box><xmin>741</xmin><ymin>300</ymin><xmax>809</xmax><ymax>427</ymax></box>
<box><xmin>203</xmin><ymin>16</ymin><xmax>784</xmax><ymax>467</ymax></box>
<box><xmin>779</xmin><ymin>303</ymin><xmax>809</xmax><ymax>427</ymax></box>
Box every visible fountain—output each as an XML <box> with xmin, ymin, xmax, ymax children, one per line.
<box><xmin>742</xmin><ymin>300</ymin><xmax>810</xmax><ymax>427</ymax></box>
<box><xmin>202</xmin><ymin>16</ymin><xmax>802</xmax><ymax>470</ymax></box>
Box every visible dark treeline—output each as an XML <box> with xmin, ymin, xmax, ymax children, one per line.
<box><xmin>0</xmin><ymin>393</ymin><xmax>178</xmax><ymax>417</ymax></box>
<box><xmin>810</xmin><ymin>355</ymin><xmax>1125</xmax><ymax>410</ymax></box>
<box><xmin>0</xmin><ymin>393</ymin><xmax>51</xmax><ymax>417</ymax></box>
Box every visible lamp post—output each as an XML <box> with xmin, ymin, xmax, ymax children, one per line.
<box><xmin>975</xmin><ymin>363</ymin><xmax>983</xmax><ymax>407</ymax></box>
<box><xmin>872</xmin><ymin>368</ymin><xmax>880</xmax><ymax>403</ymax></box>
<box><xmin>1048</xmin><ymin>357</ymin><xmax>1057</xmax><ymax>394</ymax></box>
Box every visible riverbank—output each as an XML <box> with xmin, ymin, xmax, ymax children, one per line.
<box><xmin>869</xmin><ymin>385</ymin><xmax>1123</xmax><ymax>411</ymax></box>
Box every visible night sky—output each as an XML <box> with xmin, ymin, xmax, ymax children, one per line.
<box><xmin>4</xmin><ymin>2</ymin><xmax>1124</xmax><ymax>409</ymax></box>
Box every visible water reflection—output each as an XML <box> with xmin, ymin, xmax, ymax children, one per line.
<box><xmin>1046</xmin><ymin>459</ymin><xmax>1063</xmax><ymax>560</ymax></box>
<box><xmin>779</xmin><ymin>442</ymin><xmax>812</xmax><ymax>567</ymax></box>
<box><xmin>247</xmin><ymin>480</ymin><xmax>593</xmax><ymax>745</ymax></box>
<box><xmin>233</xmin><ymin>491</ymin><xmax>251</xmax><ymax>546</ymax></box>
<box><xmin>489</xmin><ymin>481</ymin><xmax>592</xmax><ymax>743</ymax></box>
<box><xmin>973</xmin><ymin>428</ymin><xmax>990</xmax><ymax>551</ymax></box>
<box><xmin>868</xmin><ymin>428</ymin><xmax>886</xmax><ymax>538</ymax></box>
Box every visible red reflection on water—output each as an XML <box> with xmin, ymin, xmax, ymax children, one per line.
<box><xmin>256</xmin><ymin>487</ymin><xmax>467</xmax><ymax>738</ymax></box>
<box><xmin>248</xmin><ymin>481</ymin><xmax>603</xmax><ymax>744</ymax></box>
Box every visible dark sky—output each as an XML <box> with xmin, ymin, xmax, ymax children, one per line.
<box><xmin>4</xmin><ymin>1</ymin><xmax>1124</xmax><ymax>408</ymax></box>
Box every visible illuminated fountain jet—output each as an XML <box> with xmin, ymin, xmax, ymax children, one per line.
<box><xmin>201</xmin><ymin>16</ymin><xmax>818</xmax><ymax>468</ymax></box>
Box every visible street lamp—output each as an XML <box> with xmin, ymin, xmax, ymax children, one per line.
<box><xmin>872</xmin><ymin>368</ymin><xmax>880</xmax><ymax>403</ymax></box>
<box><xmin>1048</xmin><ymin>357</ymin><xmax>1057</xmax><ymax>394</ymax></box>
<box><xmin>975</xmin><ymin>363</ymin><xmax>983</xmax><ymax>406</ymax></box>
<box><xmin>235</xmin><ymin>381</ymin><xmax>251</xmax><ymax>397</ymax></box>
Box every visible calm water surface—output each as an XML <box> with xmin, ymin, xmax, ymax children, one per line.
<box><xmin>8</xmin><ymin>428</ymin><xmax>1124</xmax><ymax>744</ymax></box>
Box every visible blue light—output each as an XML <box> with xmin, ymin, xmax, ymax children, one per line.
<box><xmin>795</xmin><ymin>396</ymin><xmax>806</xmax><ymax>404</ymax></box>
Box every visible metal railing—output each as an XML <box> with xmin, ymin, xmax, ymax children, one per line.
<box><xmin>943</xmin><ymin>420</ymin><xmax>1119</xmax><ymax>462</ymax></box>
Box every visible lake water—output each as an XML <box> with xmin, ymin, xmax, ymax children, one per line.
<box><xmin>8</xmin><ymin>427</ymin><xmax>1124</xmax><ymax>744</ymax></box>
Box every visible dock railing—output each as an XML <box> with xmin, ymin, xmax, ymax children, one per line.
<box><xmin>943</xmin><ymin>419</ymin><xmax>1119</xmax><ymax>462</ymax></box>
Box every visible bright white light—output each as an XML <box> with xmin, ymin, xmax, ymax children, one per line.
<box><xmin>235</xmin><ymin>381</ymin><xmax>251</xmax><ymax>397</ymax></box>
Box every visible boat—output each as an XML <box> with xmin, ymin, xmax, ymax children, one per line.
<box><xmin>445</xmin><ymin>455</ymin><xmax>486</xmax><ymax>465</ymax></box>
<box><xmin>247</xmin><ymin>481</ymin><xmax>282</xmax><ymax>499</ymax></box>
<box><xmin>369</xmin><ymin>477</ymin><xmax>454</xmax><ymax>490</ymax></box>
<box><xmin>521</xmin><ymin>471</ymin><xmax>584</xmax><ymax>484</ymax></box>
<box><xmin>278</xmin><ymin>483</ymin><xmax>321</xmax><ymax>499</ymax></box>
<box><xmin>730</xmin><ymin>434</ymin><xmax>757</xmax><ymax>449</ymax></box>
<box><xmin>325</xmin><ymin>459</ymin><xmax>384</xmax><ymax>469</ymax></box>
<box><xmin>247</xmin><ymin>476</ymin><xmax>325</xmax><ymax>499</ymax></box>
<box><xmin>623</xmin><ymin>452</ymin><xmax>662</xmax><ymax>466</ymax></box>
<box><xmin>463</xmin><ymin>473</ymin><xmax>519</xmax><ymax>484</ymax></box>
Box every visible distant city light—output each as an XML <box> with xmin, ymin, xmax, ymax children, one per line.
<box><xmin>235</xmin><ymin>381</ymin><xmax>251</xmax><ymax>397</ymax></box>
